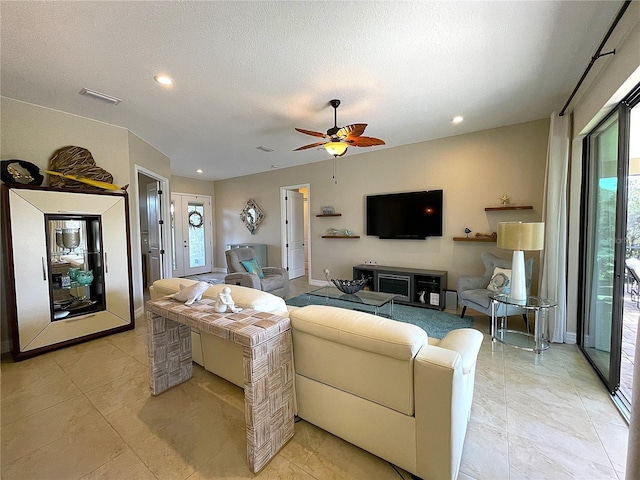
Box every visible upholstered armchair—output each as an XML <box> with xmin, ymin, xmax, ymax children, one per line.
<box><xmin>225</xmin><ymin>248</ymin><xmax>289</xmax><ymax>298</ymax></box>
<box><xmin>456</xmin><ymin>252</ymin><xmax>533</xmax><ymax>330</ymax></box>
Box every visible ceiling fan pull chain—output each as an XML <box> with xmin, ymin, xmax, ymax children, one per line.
<box><xmin>333</xmin><ymin>157</ymin><xmax>338</xmax><ymax>184</ymax></box>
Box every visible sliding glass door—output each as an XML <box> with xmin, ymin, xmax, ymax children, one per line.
<box><xmin>579</xmin><ymin>82</ymin><xmax>639</xmax><ymax>417</ymax></box>
<box><xmin>580</xmin><ymin>110</ymin><xmax>622</xmax><ymax>390</ymax></box>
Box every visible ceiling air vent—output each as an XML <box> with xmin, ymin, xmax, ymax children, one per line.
<box><xmin>79</xmin><ymin>88</ymin><xmax>122</xmax><ymax>105</ymax></box>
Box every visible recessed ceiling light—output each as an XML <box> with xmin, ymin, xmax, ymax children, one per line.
<box><xmin>257</xmin><ymin>145</ymin><xmax>274</xmax><ymax>152</ymax></box>
<box><xmin>271</xmin><ymin>165</ymin><xmax>279</xmax><ymax>168</ymax></box>
<box><xmin>154</xmin><ymin>75</ymin><xmax>174</xmax><ymax>86</ymax></box>
<box><xmin>452</xmin><ymin>116</ymin><xmax>464</xmax><ymax>124</ymax></box>
<box><xmin>196</xmin><ymin>169</ymin><xmax>203</xmax><ymax>174</ymax></box>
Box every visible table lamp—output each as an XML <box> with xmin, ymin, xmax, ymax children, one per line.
<box><xmin>497</xmin><ymin>222</ymin><xmax>545</xmax><ymax>301</ymax></box>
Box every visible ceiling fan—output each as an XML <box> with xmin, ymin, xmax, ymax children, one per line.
<box><xmin>294</xmin><ymin>99</ymin><xmax>385</xmax><ymax>158</ymax></box>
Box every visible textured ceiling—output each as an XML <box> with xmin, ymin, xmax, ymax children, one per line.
<box><xmin>0</xmin><ymin>1</ymin><xmax>625</xmax><ymax>180</ymax></box>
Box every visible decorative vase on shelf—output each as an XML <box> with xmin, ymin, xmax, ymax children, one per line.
<box><xmin>62</xmin><ymin>228</ymin><xmax>80</xmax><ymax>253</ymax></box>
<box><xmin>76</xmin><ymin>269</ymin><xmax>93</xmax><ymax>286</ymax></box>
<box><xmin>68</xmin><ymin>267</ymin><xmax>80</xmax><ymax>281</ymax></box>
<box><xmin>418</xmin><ymin>291</ymin><xmax>426</xmax><ymax>304</ymax></box>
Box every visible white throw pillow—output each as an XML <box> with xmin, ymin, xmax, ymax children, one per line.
<box><xmin>169</xmin><ymin>281</ymin><xmax>210</xmax><ymax>305</ymax></box>
<box><xmin>487</xmin><ymin>267</ymin><xmax>511</xmax><ymax>293</ymax></box>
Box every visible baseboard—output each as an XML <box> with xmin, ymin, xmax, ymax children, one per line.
<box><xmin>211</xmin><ymin>267</ymin><xmax>226</xmax><ymax>273</ymax></box>
<box><xmin>564</xmin><ymin>332</ymin><xmax>577</xmax><ymax>344</ymax></box>
<box><xmin>135</xmin><ymin>306</ymin><xmax>145</xmax><ymax>319</ymax></box>
<box><xmin>309</xmin><ymin>278</ymin><xmax>327</xmax><ymax>287</ymax></box>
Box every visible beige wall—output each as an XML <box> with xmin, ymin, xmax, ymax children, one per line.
<box><xmin>128</xmin><ymin>131</ymin><xmax>172</xmax><ymax>309</ymax></box>
<box><xmin>0</xmin><ymin>99</ymin><xmax>171</xmax><ymax>352</ymax></box>
<box><xmin>214</xmin><ymin>119</ymin><xmax>549</xmax><ymax>290</ymax></box>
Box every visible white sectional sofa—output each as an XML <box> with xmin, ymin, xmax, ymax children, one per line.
<box><xmin>149</xmin><ymin>279</ymin><xmax>483</xmax><ymax>480</ymax></box>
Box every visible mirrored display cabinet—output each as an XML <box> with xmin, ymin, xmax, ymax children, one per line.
<box><xmin>2</xmin><ymin>184</ymin><xmax>134</xmax><ymax>360</ymax></box>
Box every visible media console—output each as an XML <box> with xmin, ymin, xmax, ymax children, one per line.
<box><xmin>352</xmin><ymin>264</ymin><xmax>448</xmax><ymax>310</ymax></box>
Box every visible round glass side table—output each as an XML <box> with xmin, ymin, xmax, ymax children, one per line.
<box><xmin>489</xmin><ymin>293</ymin><xmax>557</xmax><ymax>357</ymax></box>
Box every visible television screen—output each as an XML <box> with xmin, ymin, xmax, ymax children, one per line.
<box><xmin>366</xmin><ymin>190</ymin><xmax>443</xmax><ymax>239</ymax></box>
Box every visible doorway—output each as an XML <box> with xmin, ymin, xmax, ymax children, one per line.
<box><xmin>136</xmin><ymin>169</ymin><xmax>169</xmax><ymax>289</ymax></box>
<box><xmin>280</xmin><ymin>185</ymin><xmax>310</xmax><ymax>281</ymax></box>
<box><xmin>579</xmin><ymin>82</ymin><xmax>639</xmax><ymax>420</ymax></box>
<box><xmin>170</xmin><ymin>193</ymin><xmax>213</xmax><ymax>277</ymax></box>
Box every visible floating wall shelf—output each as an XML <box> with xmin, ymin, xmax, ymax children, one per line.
<box><xmin>321</xmin><ymin>235</ymin><xmax>360</xmax><ymax>239</ymax></box>
<box><xmin>484</xmin><ymin>205</ymin><xmax>533</xmax><ymax>211</ymax></box>
<box><xmin>453</xmin><ymin>237</ymin><xmax>496</xmax><ymax>242</ymax></box>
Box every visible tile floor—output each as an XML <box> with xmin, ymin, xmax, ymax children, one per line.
<box><xmin>0</xmin><ymin>275</ymin><xmax>631</xmax><ymax>479</ymax></box>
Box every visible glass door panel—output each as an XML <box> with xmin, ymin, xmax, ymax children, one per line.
<box><xmin>46</xmin><ymin>214</ymin><xmax>105</xmax><ymax>320</ymax></box>
<box><xmin>187</xmin><ymin>202</ymin><xmax>206</xmax><ymax>269</ymax></box>
<box><xmin>170</xmin><ymin>193</ymin><xmax>212</xmax><ymax>277</ymax></box>
<box><xmin>620</xmin><ymin>101</ymin><xmax>640</xmax><ymax>406</ymax></box>
<box><xmin>581</xmin><ymin>112</ymin><xmax>620</xmax><ymax>387</ymax></box>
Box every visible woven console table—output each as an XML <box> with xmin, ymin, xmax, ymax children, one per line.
<box><xmin>146</xmin><ymin>297</ymin><xmax>295</xmax><ymax>473</ymax></box>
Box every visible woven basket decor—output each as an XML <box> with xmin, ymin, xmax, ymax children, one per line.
<box><xmin>48</xmin><ymin>146</ymin><xmax>114</xmax><ymax>190</ymax></box>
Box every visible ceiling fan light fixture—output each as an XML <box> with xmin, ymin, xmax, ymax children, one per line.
<box><xmin>324</xmin><ymin>141</ymin><xmax>348</xmax><ymax>157</ymax></box>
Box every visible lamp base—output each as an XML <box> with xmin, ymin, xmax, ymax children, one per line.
<box><xmin>510</xmin><ymin>250</ymin><xmax>527</xmax><ymax>301</ymax></box>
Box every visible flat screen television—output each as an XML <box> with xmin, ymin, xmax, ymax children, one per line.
<box><xmin>366</xmin><ymin>190</ymin><xmax>443</xmax><ymax>239</ymax></box>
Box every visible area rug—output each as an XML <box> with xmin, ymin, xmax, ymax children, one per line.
<box><xmin>286</xmin><ymin>294</ymin><xmax>474</xmax><ymax>339</ymax></box>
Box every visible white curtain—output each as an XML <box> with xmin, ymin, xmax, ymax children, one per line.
<box><xmin>539</xmin><ymin>112</ymin><xmax>570</xmax><ymax>343</ymax></box>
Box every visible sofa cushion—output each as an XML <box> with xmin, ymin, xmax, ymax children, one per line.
<box><xmin>204</xmin><ymin>283</ymin><xmax>287</xmax><ymax>314</ymax></box>
<box><xmin>169</xmin><ymin>281</ymin><xmax>210</xmax><ymax>305</ymax></box>
<box><xmin>291</xmin><ymin>305</ymin><xmax>428</xmax><ymax>416</ymax></box>
<box><xmin>458</xmin><ymin>288</ymin><xmax>492</xmax><ymax>310</ymax></box>
<box><xmin>291</xmin><ymin>305</ymin><xmax>427</xmax><ymax>361</ymax></box>
<box><xmin>240</xmin><ymin>259</ymin><xmax>264</xmax><ymax>278</ymax></box>
<box><xmin>151</xmin><ymin>277</ymin><xmax>199</xmax><ymax>296</ymax></box>
<box><xmin>150</xmin><ymin>278</ymin><xmax>287</xmax><ymax>315</ymax></box>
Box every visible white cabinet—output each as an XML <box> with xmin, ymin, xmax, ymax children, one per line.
<box><xmin>2</xmin><ymin>185</ymin><xmax>134</xmax><ymax>360</ymax></box>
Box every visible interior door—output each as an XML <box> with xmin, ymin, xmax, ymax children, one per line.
<box><xmin>286</xmin><ymin>190</ymin><xmax>305</xmax><ymax>279</ymax></box>
<box><xmin>171</xmin><ymin>193</ymin><xmax>212</xmax><ymax>277</ymax></box>
<box><xmin>146</xmin><ymin>181</ymin><xmax>163</xmax><ymax>284</ymax></box>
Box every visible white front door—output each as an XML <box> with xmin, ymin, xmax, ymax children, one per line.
<box><xmin>171</xmin><ymin>193</ymin><xmax>213</xmax><ymax>277</ymax></box>
<box><xmin>286</xmin><ymin>191</ymin><xmax>305</xmax><ymax>279</ymax></box>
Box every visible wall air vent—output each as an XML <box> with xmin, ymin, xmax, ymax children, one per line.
<box><xmin>79</xmin><ymin>88</ymin><xmax>122</xmax><ymax>105</ymax></box>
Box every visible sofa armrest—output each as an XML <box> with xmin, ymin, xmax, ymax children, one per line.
<box><xmin>413</xmin><ymin>328</ymin><xmax>483</xmax><ymax>480</ymax></box>
<box><xmin>456</xmin><ymin>275</ymin><xmax>489</xmax><ymax>293</ymax></box>
<box><xmin>262</xmin><ymin>267</ymin><xmax>290</xmax><ymax>297</ymax></box>
<box><xmin>224</xmin><ymin>272</ymin><xmax>261</xmax><ymax>290</ymax></box>
<box><xmin>436</xmin><ymin>329</ymin><xmax>483</xmax><ymax>374</ymax></box>
<box><xmin>262</xmin><ymin>266</ymin><xmax>287</xmax><ymax>277</ymax></box>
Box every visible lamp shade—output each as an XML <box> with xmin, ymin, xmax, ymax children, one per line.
<box><xmin>324</xmin><ymin>141</ymin><xmax>348</xmax><ymax>157</ymax></box>
<box><xmin>497</xmin><ymin>222</ymin><xmax>545</xmax><ymax>251</ymax></box>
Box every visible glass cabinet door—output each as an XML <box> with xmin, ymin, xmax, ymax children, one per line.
<box><xmin>46</xmin><ymin>214</ymin><xmax>105</xmax><ymax>320</ymax></box>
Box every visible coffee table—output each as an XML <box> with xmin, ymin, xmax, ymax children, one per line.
<box><xmin>306</xmin><ymin>286</ymin><xmax>398</xmax><ymax>318</ymax></box>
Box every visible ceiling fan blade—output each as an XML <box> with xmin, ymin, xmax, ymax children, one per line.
<box><xmin>294</xmin><ymin>141</ymin><xmax>326</xmax><ymax>151</ymax></box>
<box><xmin>336</xmin><ymin>124</ymin><xmax>367</xmax><ymax>139</ymax></box>
<box><xmin>347</xmin><ymin>136</ymin><xmax>386</xmax><ymax>147</ymax></box>
<box><xmin>295</xmin><ymin>127</ymin><xmax>329</xmax><ymax>139</ymax></box>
